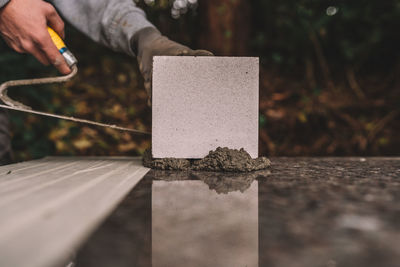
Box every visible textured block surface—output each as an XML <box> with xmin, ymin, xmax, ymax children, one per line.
<box><xmin>152</xmin><ymin>56</ymin><xmax>259</xmax><ymax>158</ymax></box>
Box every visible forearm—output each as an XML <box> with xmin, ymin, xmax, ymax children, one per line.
<box><xmin>50</xmin><ymin>0</ymin><xmax>155</xmax><ymax>56</ymax></box>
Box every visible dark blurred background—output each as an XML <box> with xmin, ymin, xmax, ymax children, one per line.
<box><xmin>0</xmin><ymin>0</ymin><xmax>399</xmax><ymax>161</ymax></box>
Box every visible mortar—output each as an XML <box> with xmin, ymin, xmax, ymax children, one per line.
<box><xmin>143</xmin><ymin>147</ymin><xmax>270</xmax><ymax>172</ymax></box>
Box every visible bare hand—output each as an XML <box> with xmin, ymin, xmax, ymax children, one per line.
<box><xmin>0</xmin><ymin>0</ymin><xmax>70</xmax><ymax>74</ymax></box>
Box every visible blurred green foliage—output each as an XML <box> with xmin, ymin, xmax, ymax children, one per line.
<box><xmin>0</xmin><ymin>0</ymin><xmax>399</xmax><ymax>161</ymax></box>
<box><xmin>252</xmin><ymin>0</ymin><xmax>400</xmax><ymax>69</ymax></box>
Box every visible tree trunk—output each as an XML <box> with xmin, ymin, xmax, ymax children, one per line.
<box><xmin>197</xmin><ymin>0</ymin><xmax>251</xmax><ymax>56</ymax></box>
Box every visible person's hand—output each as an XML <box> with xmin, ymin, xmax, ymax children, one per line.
<box><xmin>0</xmin><ymin>0</ymin><xmax>70</xmax><ymax>74</ymax></box>
<box><xmin>132</xmin><ymin>27</ymin><xmax>213</xmax><ymax>106</ymax></box>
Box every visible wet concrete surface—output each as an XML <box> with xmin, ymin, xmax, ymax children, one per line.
<box><xmin>76</xmin><ymin>157</ymin><xmax>400</xmax><ymax>267</ymax></box>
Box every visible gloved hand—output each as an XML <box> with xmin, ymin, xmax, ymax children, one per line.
<box><xmin>132</xmin><ymin>27</ymin><xmax>213</xmax><ymax>106</ymax></box>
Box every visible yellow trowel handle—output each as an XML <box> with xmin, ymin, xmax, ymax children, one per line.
<box><xmin>47</xmin><ymin>27</ymin><xmax>78</xmax><ymax>67</ymax></box>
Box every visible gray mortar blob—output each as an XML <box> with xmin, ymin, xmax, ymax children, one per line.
<box><xmin>143</xmin><ymin>147</ymin><xmax>270</xmax><ymax>172</ymax></box>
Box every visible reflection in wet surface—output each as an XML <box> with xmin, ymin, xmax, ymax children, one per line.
<box><xmin>76</xmin><ymin>158</ymin><xmax>400</xmax><ymax>267</ymax></box>
<box><xmin>152</xmin><ymin>180</ymin><xmax>258</xmax><ymax>267</ymax></box>
<box><xmin>76</xmin><ymin>169</ymin><xmax>267</xmax><ymax>267</ymax></box>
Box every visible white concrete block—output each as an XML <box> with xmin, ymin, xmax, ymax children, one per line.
<box><xmin>152</xmin><ymin>56</ymin><xmax>259</xmax><ymax>159</ymax></box>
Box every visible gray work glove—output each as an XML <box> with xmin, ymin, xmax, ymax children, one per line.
<box><xmin>132</xmin><ymin>27</ymin><xmax>213</xmax><ymax>106</ymax></box>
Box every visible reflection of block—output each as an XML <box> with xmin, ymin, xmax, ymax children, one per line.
<box><xmin>152</xmin><ymin>180</ymin><xmax>258</xmax><ymax>267</ymax></box>
<box><xmin>152</xmin><ymin>56</ymin><xmax>259</xmax><ymax>159</ymax></box>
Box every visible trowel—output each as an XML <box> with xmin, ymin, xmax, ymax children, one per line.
<box><xmin>0</xmin><ymin>27</ymin><xmax>150</xmax><ymax>135</ymax></box>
